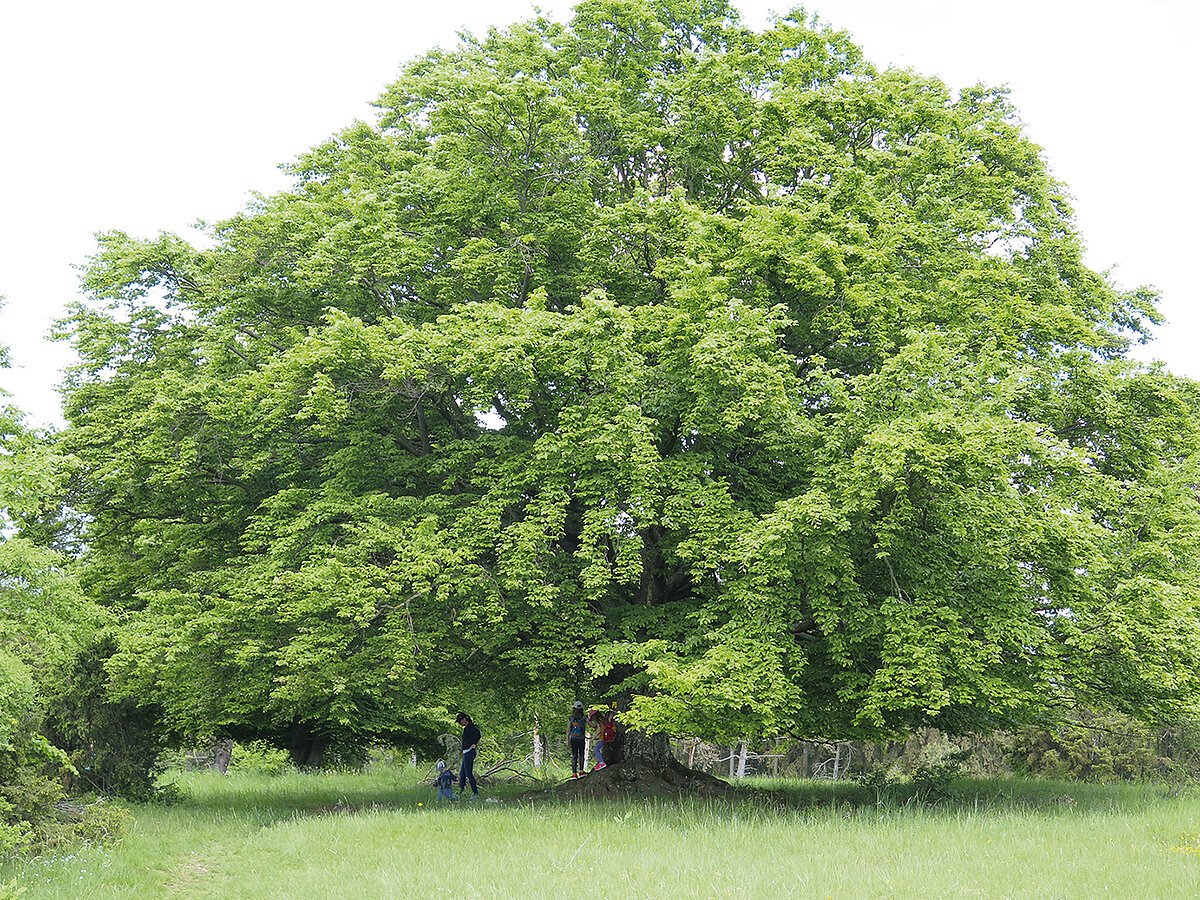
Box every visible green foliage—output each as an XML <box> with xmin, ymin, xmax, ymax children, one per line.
<box><xmin>53</xmin><ymin>1</ymin><xmax>1200</xmax><ymax>756</ymax></box>
<box><xmin>67</xmin><ymin>800</ymin><xmax>131</xmax><ymax>846</ymax></box>
<box><xmin>45</xmin><ymin>638</ymin><xmax>173</xmax><ymax>803</ymax></box>
<box><xmin>0</xmin><ymin>717</ymin><xmax>68</xmax><ymax>856</ymax></box>
<box><xmin>907</xmin><ymin>748</ymin><xmax>973</xmax><ymax>802</ymax></box>
<box><xmin>0</xmin><ymin>622</ymin><xmax>105</xmax><ymax>857</ymax></box>
<box><xmin>0</xmin><ymin>653</ymin><xmax>35</xmax><ymax>750</ymax></box>
<box><xmin>853</xmin><ymin>742</ymin><xmax>971</xmax><ymax>804</ymax></box>
<box><xmin>1011</xmin><ymin>709</ymin><xmax>1200</xmax><ymax>783</ymax></box>
<box><xmin>226</xmin><ymin>741</ymin><xmax>292</xmax><ymax>776</ymax></box>
<box><xmin>0</xmin><ymin>314</ymin><xmax>119</xmax><ymax>854</ymax></box>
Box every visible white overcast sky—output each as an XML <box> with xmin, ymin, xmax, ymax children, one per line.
<box><xmin>1</xmin><ymin>0</ymin><xmax>1196</xmax><ymax>427</ymax></box>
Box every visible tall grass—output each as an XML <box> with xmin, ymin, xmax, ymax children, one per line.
<box><xmin>7</xmin><ymin>770</ymin><xmax>1200</xmax><ymax>898</ymax></box>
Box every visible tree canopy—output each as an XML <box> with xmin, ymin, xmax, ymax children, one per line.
<box><xmin>59</xmin><ymin>0</ymin><xmax>1200</xmax><ymax>754</ymax></box>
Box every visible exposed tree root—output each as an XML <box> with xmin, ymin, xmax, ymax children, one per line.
<box><xmin>520</xmin><ymin>756</ymin><xmax>733</xmax><ymax>801</ymax></box>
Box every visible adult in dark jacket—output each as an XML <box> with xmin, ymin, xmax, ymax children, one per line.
<box><xmin>567</xmin><ymin>701</ymin><xmax>587</xmax><ymax>778</ymax></box>
<box><xmin>456</xmin><ymin>712</ymin><xmax>481</xmax><ymax>798</ymax></box>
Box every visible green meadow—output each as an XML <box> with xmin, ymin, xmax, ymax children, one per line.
<box><xmin>6</xmin><ymin>770</ymin><xmax>1200</xmax><ymax>898</ymax></box>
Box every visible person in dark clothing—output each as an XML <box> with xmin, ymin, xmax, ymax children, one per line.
<box><xmin>456</xmin><ymin>712</ymin><xmax>481</xmax><ymax>798</ymax></box>
<box><xmin>567</xmin><ymin>701</ymin><xmax>587</xmax><ymax>778</ymax></box>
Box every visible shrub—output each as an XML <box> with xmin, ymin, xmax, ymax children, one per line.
<box><xmin>227</xmin><ymin>741</ymin><xmax>292</xmax><ymax>776</ymax></box>
<box><xmin>1010</xmin><ymin>710</ymin><xmax>1183</xmax><ymax>782</ymax></box>
<box><xmin>70</xmin><ymin>799</ymin><xmax>131</xmax><ymax>845</ymax></box>
<box><xmin>0</xmin><ymin>653</ymin><xmax>79</xmax><ymax>857</ymax></box>
<box><xmin>44</xmin><ymin>637</ymin><xmax>170</xmax><ymax>802</ymax></box>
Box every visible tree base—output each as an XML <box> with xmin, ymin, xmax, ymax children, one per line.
<box><xmin>536</xmin><ymin>755</ymin><xmax>732</xmax><ymax>800</ymax></box>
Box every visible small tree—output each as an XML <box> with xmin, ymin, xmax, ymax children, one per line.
<box><xmin>1</xmin><ymin>304</ymin><xmax>110</xmax><ymax>847</ymax></box>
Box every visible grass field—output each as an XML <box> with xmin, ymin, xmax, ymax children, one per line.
<box><xmin>5</xmin><ymin>768</ymin><xmax>1200</xmax><ymax>898</ymax></box>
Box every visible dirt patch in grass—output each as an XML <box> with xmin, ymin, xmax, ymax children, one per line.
<box><xmin>166</xmin><ymin>853</ymin><xmax>215</xmax><ymax>892</ymax></box>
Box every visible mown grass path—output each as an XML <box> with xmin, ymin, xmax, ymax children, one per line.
<box><xmin>7</xmin><ymin>771</ymin><xmax>1200</xmax><ymax>897</ymax></box>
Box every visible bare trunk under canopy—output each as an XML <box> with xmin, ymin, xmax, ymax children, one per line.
<box><xmin>555</xmin><ymin>728</ymin><xmax>730</xmax><ymax>798</ymax></box>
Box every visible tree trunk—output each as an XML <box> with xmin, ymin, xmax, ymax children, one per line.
<box><xmin>286</xmin><ymin>724</ymin><xmax>328</xmax><ymax>769</ymax></box>
<box><xmin>618</xmin><ymin>729</ymin><xmax>671</xmax><ymax>766</ymax></box>
<box><xmin>545</xmin><ymin>706</ymin><xmax>731</xmax><ymax>797</ymax></box>
<box><xmin>562</xmin><ymin>727</ymin><xmax>731</xmax><ymax>796</ymax></box>
<box><xmin>532</xmin><ymin>719</ymin><xmax>543</xmax><ymax>768</ymax></box>
<box><xmin>736</xmin><ymin>741</ymin><xmax>748</xmax><ymax>779</ymax></box>
<box><xmin>212</xmin><ymin>739</ymin><xmax>233</xmax><ymax>775</ymax></box>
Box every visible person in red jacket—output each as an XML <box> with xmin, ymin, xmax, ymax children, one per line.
<box><xmin>599</xmin><ymin>712</ymin><xmax>617</xmax><ymax>765</ymax></box>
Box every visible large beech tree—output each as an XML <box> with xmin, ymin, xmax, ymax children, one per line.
<box><xmin>60</xmin><ymin>1</ymin><xmax>1200</xmax><ymax>761</ymax></box>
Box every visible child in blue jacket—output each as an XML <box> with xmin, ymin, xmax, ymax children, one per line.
<box><xmin>435</xmin><ymin>759</ymin><xmax>457</xmax><ymax>801</ymax></box>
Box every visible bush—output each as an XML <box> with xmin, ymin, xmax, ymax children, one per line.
<box><xmin>1010</xmin><ymin>710</ymin><xmax>1185</xmax><ymax>782</ymax></box>
<box><xmin>854</xmin><ymin>747</ymin><xmax>972</xmax><ymax>805</ymax></box>
<box><xmin>0</xmin><ymin>655</ymin><xmax>73</xmax><ymax>857</ymax></box>
<box><xmin>909</xmin><ymin>749</ymin><xmax>972</xmax><ymax>802</ymax></box>
<box><xmin>0</xmin><ymin>712</ymin><xmax>129</xmax><ymax>857</ymax></box>
<box><xmin>227</xmin><ymin>741</ymin><xmax>292</xmax><ymax>776</ymax></box>
<box><xmin>44</xmin><ymin>637</ymin><xmax>170</xmax><ymax>802</ymax></box>
<box><xmin>70</xmin><ymin>799</ymin><xmax>130</xmax><ymax>845</ymax></box>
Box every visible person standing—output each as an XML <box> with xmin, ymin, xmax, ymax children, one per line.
<box><xmin>568</xmin><ymin>701</ymin><xmax>587</xmax><ymax>778</ymax></box>
<box><xmin>599</xmin><ymin>710</ymin><xmax>618</xmax><ymax>765</ymax></box>
<box><xmin>456</xmin><ymin>712</ymin><xmax>481</xmax><ymax>798</ymax></box>
<box><xmin>588</xmin><ymin>708</ymin><xmax>606</xmax><ymax>770</ymax></box>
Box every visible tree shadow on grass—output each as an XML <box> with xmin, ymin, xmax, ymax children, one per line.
<box><xmin>160</xmin><ymin>769</ymin><xmax>1185</xmax><ymax>827</ymax></box>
